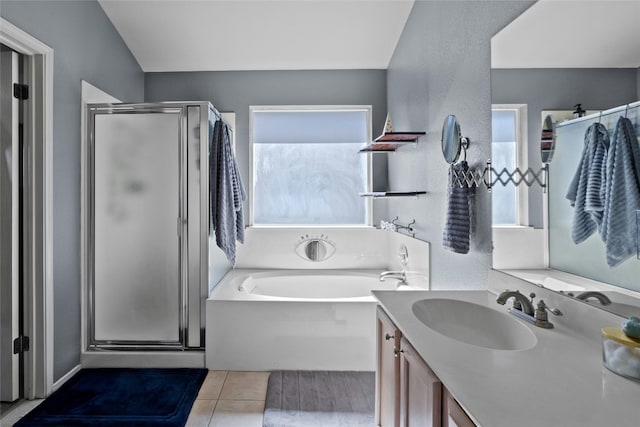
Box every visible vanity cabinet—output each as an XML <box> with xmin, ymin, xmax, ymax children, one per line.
<box><xmin>376</xmin><ymin>307</ymin><xmax>476</xmax><ymax>427</ymax></box>
<box><xmin>376</xmin><ymin>307</ymin><xmax>402</xmax><ymax>427</ymax></box>
<box><xmin>442</xmin><ymin>389</ymin><xmax>476</xmax><ymax>427</ymax></box>
<box><xmin>399</xmin><ymin>337</ymin><xmax>441</xmax><ymax>427</ymax></box>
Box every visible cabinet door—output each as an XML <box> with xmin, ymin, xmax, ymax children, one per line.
<box><xmin>376</xmin><ymin>307</ymin><xmax>401</xmax><ymax>427</ymax></box>
<box><xmin>443</xmin><ymin>388</ymin><xmax>476</xmax><ymax>427</ymax></box>
<box><xmin>399</xmin><ymin>337</ymin><xmax>442</xmax><ymax>427</ymax></box>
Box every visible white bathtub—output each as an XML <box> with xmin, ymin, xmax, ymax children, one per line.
<box><xmin>205</xmin><ymin>269</ymin><xmax>402</xmax><ymax>371</ymax></box>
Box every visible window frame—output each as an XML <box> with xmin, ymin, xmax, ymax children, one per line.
<box><xmin>248</xmin><ymin>105</ymin><xmax>373</xmax><ymax>227</ymax></box>
<box><xmin>491</xmin><ymin>104</ymin><xmax>529</xmax><ymax>226</ymax></box>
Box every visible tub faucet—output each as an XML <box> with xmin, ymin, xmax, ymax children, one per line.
<box><xmin>379</xmin><ymin>270</ymin><xmax>407</xmax><ymax>284</ymax></box>
<box><xmin>575</xmin><ymin>291</ymin><xmax>612</xmax><ymax>306</ymax></box>
<box><xmin>495</xmin><ymin>290</ymin><xmax>535</xmax><ymax>316</ymax></box>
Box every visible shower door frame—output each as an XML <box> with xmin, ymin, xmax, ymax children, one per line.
<box><xmin>85</xmin><ymin>103</ymin><xmax>208</xmax><ymax>351</ymax></box>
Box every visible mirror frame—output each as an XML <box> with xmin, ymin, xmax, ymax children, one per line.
<box><xmin>441</xmin><ymin>115</ymin><xmax>462</xmax><ymax>164</ymax></box>
<box><xmin>540</xmin><ymin>114</ymin><xmax>555</xmax><ymax>164</ymax></box>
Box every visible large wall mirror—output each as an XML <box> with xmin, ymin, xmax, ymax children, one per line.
<box><xmin>490</xmin><ymin>0</ymin><xmax>640</xmax><ymax>317</ymax></box>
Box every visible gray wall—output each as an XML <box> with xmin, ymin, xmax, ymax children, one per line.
<box><xmin>386</xmin><ymin>0</ymin><xmax>535</xmax><ymax>290</ymax></box>
<box><xmin>145</xmin><ymin>70</ymin><xmax>389</xmax><ymax>224</ymax></box>
<box><xmin>1</xmin><ymin>1</ymin><xmax>144</xmax><ymax>381</ymax></box>
<box><xmin>492</xmin><ymin>68</ymin><xmax>638</xmax><ymax>228</ymax></box>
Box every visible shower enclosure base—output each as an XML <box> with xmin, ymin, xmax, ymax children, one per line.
<box><xmin>81</xmin><ymin>351</ymin><xmax>205</xmax><ymax>369</ymax></box>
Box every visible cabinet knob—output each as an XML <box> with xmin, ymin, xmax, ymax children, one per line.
<box><xmin>394</xmin><ymin>348</ymin><xmax>404</xmax><ymax>358</ymax></box>
<box><xmin>385</xmin><ymin>333</ymin><xmax>395</xmax><ymax>341</ymax></box>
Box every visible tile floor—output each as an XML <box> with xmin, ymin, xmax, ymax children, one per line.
<box><xmin>0</xmin><ymin>370</ymin><xmax>270</xmax><ymax>427</ymax></box>
<box><xmin>185</xmin><ymin>371</ymin><xmax>271</xmax><ymax>427</ymax></box>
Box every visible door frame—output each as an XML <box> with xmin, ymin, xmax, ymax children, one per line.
<box><xmin>1</xmin><ymin>17</ymin><xmax>54</xmax><ymax>399</ymax></box>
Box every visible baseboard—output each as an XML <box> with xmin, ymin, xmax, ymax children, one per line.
<box><xmin>52</xmin><ymin>364</ymin><xmax>81</xmax><ymax>392</ymax></box>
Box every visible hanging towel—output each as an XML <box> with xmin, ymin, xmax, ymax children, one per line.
<box><xmin>566</xmin><ymin>122</ymin><xmax>609</xmax><ymax>243</ymax></box>
<box><xmin>443</xmin><ymin>161</ymin><xmax>474</xmax><ymax>254</ymax></box>
<box><xmin>210</xmin><ymin>118</ymin><xmax>246</xmax><ymax>265</ymax></box>
<box><xmin>600</xmin><ymin>116</ymin><xmax>640</xmax><ymax>267</ymax></box>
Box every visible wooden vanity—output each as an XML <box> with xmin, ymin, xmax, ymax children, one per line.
<box><xmin>376</xmin><ymin>307</ymin><xmax>475</xmax><ymax>427</ymax></box>
<box><xmin>373</xmin><ymin>285</ymin><xmax>640</xmax><ymax>427</ymax></box>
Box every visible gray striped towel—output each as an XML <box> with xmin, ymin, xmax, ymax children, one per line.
<box><xmin>601</xmin><ymin>116</ymin><xmax>640</xmax><ymax>267</ymax></box>
<box><xmin>566</xmin><ymin>122</ymin><xmax>609</xmax><ymax>244</ymax></box>
<box><xmin>443</xmin><ymin>161</ymin><xmax>474</xmax><ymax>254</ymax></box>
<box><xmin>210</xmin><ymin>118</ymin><xmax>246</xmax><ymax>264</ymax></box>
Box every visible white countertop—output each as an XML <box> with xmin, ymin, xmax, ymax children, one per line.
<box><xmin>373</xmin><ymin>290</ymin><xmax>640</xmax><ymax>427</ymax></box>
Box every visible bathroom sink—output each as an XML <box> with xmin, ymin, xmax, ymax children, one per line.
<box><xmin>411</xmin><ymin>298</ymin><xmax>537</xmax><ymax>350</ymax></box>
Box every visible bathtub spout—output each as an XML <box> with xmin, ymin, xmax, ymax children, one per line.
<box><xmin>379</xmin><ymin>270</ymin><xmax>407</xmax><ymax>284</ymax></box>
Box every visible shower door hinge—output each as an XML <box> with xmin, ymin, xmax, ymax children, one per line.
<box><xmin>13</xmin><ymin>336</ymin><xmax>30</xmax><ymax>354</ymax></box>
<box><xmin>177</xmin><ymin>217</ymin><xmax>183</xmax><ymax>237</ymax></box>
<box><xmin>13</xmin><ymin>83</ymin><xmax>29</xmax><ymax>100</ymax></box>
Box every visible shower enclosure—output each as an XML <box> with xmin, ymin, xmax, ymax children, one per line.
<box><xmin>84</xmin><ymin>102</ymin><xmax>218</xmax><ymax>351</ymax></box>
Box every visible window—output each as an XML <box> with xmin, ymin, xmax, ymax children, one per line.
<box><xmin>491</xmin><ymin>105</ymin><xmax>528</xmax><ymax>225</ymax></box>
<box><xmin>250</xmin><ymin>106</ymin><xmax>371</xmax><ymax>225</ymax></box>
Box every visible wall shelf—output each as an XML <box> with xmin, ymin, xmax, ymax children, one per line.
<box><xmin>359</xmin><ymin>132</ymin><xmax>426</xmax><ymax>152</ymax></box>
<box><xmin>359</xmin><ymin>191</ymin><xmax>427</xmax><ymax>198</ymax></box>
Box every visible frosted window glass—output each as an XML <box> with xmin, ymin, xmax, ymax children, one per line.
<box><xmin>492</xmin><ymin>110</ymin><xmax>518</xmax><ymax>224</ymax></box>
<box><xmin>252</xmin><ymin>110</ymin><xmax>368</xmax><ymax>225</ymax></box>
<box><xmin>492</xmin><ymin>142</ymin><xmax>517</xmax><ymax>224</ymax></box>
<box><xmin>492</xmin><ymin>110</ymin><xmax>516</xmax><ymax>142</ymax></box>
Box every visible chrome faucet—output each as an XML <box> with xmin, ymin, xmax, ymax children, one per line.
<box><xmin>495</xmin><ymin>290</ymin><xmax>535</xmax><ymax>316</ymax></box>
<box><xmin>496</xmin><ymin>289</ymin><xmax>563</xmax><ymax>329</ymax></box>
<box><xmin>379</xmin><ymin>244</ymin><xmax>409</xmax><ymax>284</ymax></box>
<box><xmin>533</xmin><ymin>300</ymin><xmax>563</xmax><ymax>329</ymax></box>
<box><xmin>379</xmin><ymin>270</ymin><xmax>407</xmax><ymax>284</ymax></box>
<box><xmin>575</xmin><ymin>291</ymin><xmax>612</xmax><ymax>305</ymax></box>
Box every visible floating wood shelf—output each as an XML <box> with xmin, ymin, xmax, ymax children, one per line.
<box><xmin>360</xmin><ymin>132</ymin><xmax>426</xmax><ymax>152</ymax></box>
<box><xmin>359</xmin><ymin>191</ymin><xmax>427</xmax><ymax>198</ymax></box>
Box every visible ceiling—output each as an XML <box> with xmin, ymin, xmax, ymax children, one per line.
<box><xmin>99</xmin><ymin>0</ymin><xmax>640</xmax><ymax>72</ymax></box>
<box><xmin>492</xmin><ymin>0</ymin><xmax>640</xmax><ymax>68</ymax></box>
<box><xmin>98</xmin><ymin>0</ymin><xmax>415</xmax><ymax>72</ymax></box>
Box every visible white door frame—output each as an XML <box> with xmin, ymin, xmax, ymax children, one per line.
<box><xmin>0</xmin><ymin>17</ymin><xmax>54</xmax><ymax>399</ymax></box>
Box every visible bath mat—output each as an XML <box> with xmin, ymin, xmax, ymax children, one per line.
<box><xmin>263</xmin><ymin>370</ymin><xmax>375</xmax><ymax>427</ymax></box>
<box><xmin>15</xmin><ymin>368</ymin><xmax>207</xmax><ymax>426</ymax></box>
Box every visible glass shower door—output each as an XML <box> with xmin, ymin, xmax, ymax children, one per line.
<box><xmin>91</xmin><ymin>111</ymin><xmax>183</xmax><ymax>345</ymax></box>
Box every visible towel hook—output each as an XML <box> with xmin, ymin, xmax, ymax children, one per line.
<box><xmin>598</xmin><ymin>111</ymin><xmax>603</xmax><ymax>124</ymax></box>
<box><xmin>625</xmin><ymin>104</ymin><xmax>629</xmax><ymax>118</ymax></box>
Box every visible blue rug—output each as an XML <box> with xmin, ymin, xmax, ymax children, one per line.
<box><xmin>15</xmin><ymin>368</ymin><xmax>208</xmax><ymax>426</ymax></box>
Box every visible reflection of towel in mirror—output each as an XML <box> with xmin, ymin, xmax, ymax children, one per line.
<box><xmin>601</xmin><ymin>116</ymin><xmax>640</xmax><ymax>267</ymax></box>
<box><xmin>443</xmin><ymin>161</ymin><xmax>474</xmax><ymax>254</ymax></box>
<box><xmin>210</xmin><ymin>119</ymin><xmax>246</xmax><ymax>265</ymax></box>
<box><xmin>566</xmin><ymin>122</ymin><xmax>609</xmax><ymax>243</ymax></box>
